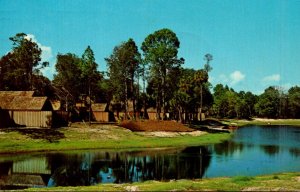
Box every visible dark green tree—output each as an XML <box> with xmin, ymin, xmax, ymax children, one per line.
<box><xmin>288</xmin><ymin>86</ymin><xmax>300</xmax><ymax>118</ymax></box>
<box><xmin>106</xmin><ymin>38</ymin><xmax>141</xmax><ymax>118</ymax></box>
<box><xmin>53</xmin><ymin>53</ymin><xmax>82</xmax><ymax>101</ymax></box>
<box><xmin>141</xmin><ymin>28</ymin><xmax>184</xmax><ymax>119</ymax></box>
<box><xmin>212</xmin><ymin>84</ymin><xmax>230</xmax><ymax>118</ymax></box>
<box><xmin>80</xmin><ymin>46</ymin><xmax>99</xmax><ymax>95</ymax></box>
<box><xmin>81</xmin><ymin>46</ymin><xmax>101</xmax><ymax>123</ymax></box>
<box><xmin>255</xmin><ymin>86</ymin><xmax>280</xmax><ymax>118</ymax></box>
<box><xmin>203</xmin><ymin>53</ymin><xmax>213</xmax><ymax>73</ymax></box>
<box><xmin>0</xmin><ymin>33</ymin><xmax>48</xmax><ymax>90</ymax></box>
<box><xmin>193</xmin><ymin>69</ymin><xmax>209</xmax><ymax>121</ymax></box>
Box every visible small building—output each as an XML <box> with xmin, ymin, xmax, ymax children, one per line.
<box><xmin>50</xmin><ymin>100</ymin><xmax>69</xmax><ymax>127</ymax></box>
<box><xmin>91</xmin><ymin>103</ymin><xmax>111</xmax><ymax>122</ymax></box>
<box><xmin>146</xmin><ymin>107</ymin><xmax>165</xmax><ymax>120</ymax></box>
<box><xmin>0</xmin><ymin>91</ymin><xmax>53</xmax><ymax>128</ymax></box>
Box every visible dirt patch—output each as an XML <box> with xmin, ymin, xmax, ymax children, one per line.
<box><xmin>120</xmin><ymin>120</ymin><xmax>195</xmax><ymax>132</ymax></box>
<box><xmin>124</xmin><ymin>186</ymin><xmax>139</xmax><ymax>191</ymax></box>
<box><xmin>137</xmin><ymin>131</ymin><xmax>206</xmax><ymax>137</ymax></box>
<box><xmin>295</xmin><ymin>177</ymin><xmax>300</xmax><ymax>182</ymax></box>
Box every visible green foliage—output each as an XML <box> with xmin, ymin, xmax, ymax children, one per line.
<box><xmin>212</xmin><ymin>84</ymin><xmax>257</xmax><ymax>119</ymax></box>
<box><xmin>53</xmin><ymin>47</ymin><xmax>102</xmax><ymax>105</ymax></box>
<box><xmin>232</xmin><ymin>176</ymin><xmax>255</xmax><ymax>182</ymax></box>
<box><xmin>142</xmin><ymin>28</ymin><xmax>184</xmax><ymax>119</ymax></box>
<box><xmin>80</xmin><ymin>46</ymin><xmax>102</xmax><ymax>97</ymax></box>
<box><xmin>255</xmin><ymin>86</ymin><xmax>280</xmax><ymax>118</ymax></box>
<box><xmin>168</xmin><ymin>68</ymin><xmax>213</xmax><ymax>122</ymax></box>
<box><xmin>204</xmin><ymin>53</ymin><xmax>213</xmax><ymax>72</ymax></box>
<box><xmin>288</xmin><ymin>86</ymin><xmax>300</xmax><ymax>118</ymax></box>
<box><xmin>105</xmin><ymin>38</ymin><xmax>141</xmax><ymax>114</ymax></box>
<box><xmin>53</xmin><ymin>53</ymin><xmax>82</xmax><ymax>99</ymax></box>
<box><xmin>0</xmin><ymin>124</ymin><xmax>230</xmax><ymax>153</ymax></box>
<box><xmin>0</xmin><ymin>33</ymin><xmax>49</xmax><ymax>91</ymax></box>
<box><xmin>27</xmin><ymin>172</ymin><xmax>300</xmax><ymax>191</ymax></box>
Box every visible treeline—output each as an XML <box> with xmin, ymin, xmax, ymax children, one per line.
<box><xmin>211</xmin><ymin>84</ymin><xmax>300</xmax><ymax>119</ymax></box>
<box><xmin>1</xmin><ymin>30</ymin><xmax>300</xmax><ymax>121</ymax></box>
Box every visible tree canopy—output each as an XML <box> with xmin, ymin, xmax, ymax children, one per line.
<box><xmin>141</xmin><ymin>28</ymin><xmax>184</xmax><ymax>119</ymax></box>
<box><xmin>105</xmin><ymin>38</ymin><xmax>141</xmax><ymax>117</ymax></box>
<box><xmin>1</xmin><ymin>31</ymin><xmax>300</xmax><ymax>122</ymax></box>
<box><xmin>0</xmin><ymin>33</ymin><xmax>49</xmax><ymax>91</ymax></box>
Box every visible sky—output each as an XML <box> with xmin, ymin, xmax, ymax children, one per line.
<box><xmin>1</xmin><ymin>0</ymin><xmax>300</xmax><ymax>94</ymax></box>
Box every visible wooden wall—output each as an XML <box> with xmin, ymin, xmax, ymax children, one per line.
<box><xmin>12</xmin><ymin>156</ymin><xmax>51</xmax><ymax>175</ymax></box>
<box><xmin>9</xmin><ymin>111</ymin><xmax>52</xmax><ymax>128</ymax></box>
<box><xmin>93</xmin><ymin>111</ymin><xmax>109</xmax><ymax>122</ymax></box>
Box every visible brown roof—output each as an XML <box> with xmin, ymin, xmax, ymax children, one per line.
<box><xmin>147</xmin><ymin>107</ymin><xmax>157</xmax><ymax>113</ymax></box>
<box><xmin>0</xmin><ymin>94</ymin><xmax>49</xmax><ymax>110</ymax></box>
<box><xmin>91</xmin><ymin>103</ymin><xmax>107</xmax><ymax>112</ymax></box>
<box><xmin>0</xmin><ymin>95</ymin><xmax>15</xmax><ymax>109</ymax></box>
<box><xmin>0</xmin><ymin>91</ymin><xmax>34</xmax><ymax>97</ymax></box>
<box><xmin>50</xmin><ymin>100</ymin><xmax>61</xmax><ymax>110</ymax></box>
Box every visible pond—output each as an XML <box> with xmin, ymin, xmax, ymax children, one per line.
<box><xmin>1</xmin><ymin>125</ymin><xmax>300</xmax><ymax>189</ymax></box>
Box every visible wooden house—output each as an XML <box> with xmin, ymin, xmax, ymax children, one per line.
<box><xmin>50</xmin><ymin>100</ymin><xmax>69</xmax><ymax>127</ymax></box>
<box><xmin>111</xmin><ymin>101</ymin><xmax>141</xmax><ymax>120</ymax></box>
<box><xmin>0</xmin><ymin>91</ymin><xmax>53</xmax><ymax>128</ymax></box>
<box><xmin>145</xmin><ymin>107</ymin><xmax>165</xmax><ymax>120</ymax></box>
<box><xmin>91</xmin><ymin>103</ymin><xmax>111</xmax><ymax>122</ymax></box>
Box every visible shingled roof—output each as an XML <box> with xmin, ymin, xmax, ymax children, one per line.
<box><xmin>91</xmin><ymin>103</ymin><xmax>108</xmax><ymax>112</ymax></box>
<box><xmin>0</xmin><ymin>91</ymin><xmax>34</xmax><ymax>97</ymax></box>
<box><xmin>0</xmin><ymin>91</ymin><xmax>51</xmax><ymax>111</ymax></box>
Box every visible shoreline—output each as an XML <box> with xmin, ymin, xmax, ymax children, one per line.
<box><xmin>223</xmin><ymin>118</ymin><xmax>300</xmax><ymax>127</ymax></box>
<box><xmin>25</xmin><ymin>172</ymin><xmax>300</xmax><ymax>191</ymax></box>
<box><xmin>0</xmin><ymin>123</ymin><xmax>230</xmax><ymax>154</ymax></box>
<box><xmin>1</xmin><ymin>119</ymin><xmax>300</xmax><ymax>154</ymax></box>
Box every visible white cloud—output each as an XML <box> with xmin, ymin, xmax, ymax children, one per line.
<box><xmin>262</xmin><ymin>74</ymin><xmax>280</xmax><ymax>83</ymax></box>
<box><xmin>229</xmin><ymin>70</ymin><xmax>245</xmax><ymax>85</ymax></box>
<box><xmin>217</xmin><ymin>74</ymin><xmax>229</xmax><ymax>83</ymax></box>
<box><xmin>25</xmin><ymin>34</ymin><xmax>53</xmax><ymax>62</ymax></box>
<box><xmin>211</xmin><ymin>70</ymin><xmax>245</xmax><ymax>86</ymax></box>
<box><xmin>25</xmin><ymin>34</ymin><xmax>54</xmax><ymax>78</ymax></box>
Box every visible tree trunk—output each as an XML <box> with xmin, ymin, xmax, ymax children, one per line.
<box><xmin>162</xmin><ymin>69</ymin><xmax>166</xmax><ymax>120</ymax></box>
<box><xmin>125</xmin><ymin>78</ymin><xmax>129</xmax><ymax>119</ymax></box>
<box><xmin>156</xmin><ymin>94</ymin><xmax>160</xmax><ymax>120</ymax></box>
<box><xmin>131</xmin><ymin>74</ymin><xmax>136</xmax><ymax>119</ymax></box>
<box><xmin>199</xmin><ymin>84</ymin><xmax>203</xmax><ymax>121</ymax></box>
<box><xmin>89</xmin><ymin>79</ymin><xmax>91</xmax><ymax>125</ymax></box>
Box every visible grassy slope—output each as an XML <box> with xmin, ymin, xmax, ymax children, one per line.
<box><xmin>0</xmin><ymin>123</ymin><xmax>230</xmax><ymax>153</ymax></box>
<box><xmin>26</xmin><ymin>172</ymin><xmax>300</xmax><ymax>191</ymax></box>
<box><xmin>223</xmin><ymin>118</ymin><xmax>300</xmax><ymax>127</ymax></box>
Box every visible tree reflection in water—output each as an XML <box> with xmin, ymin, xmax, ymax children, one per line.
<box><xmin>212</xmin><ymin>140</ymin><xmax>245</xmax><ymax>157</ymax></box>
<box><xmin>46</xmin><ymin>146</ymin><xmax>211</xmax><ymax>186</ymax></box>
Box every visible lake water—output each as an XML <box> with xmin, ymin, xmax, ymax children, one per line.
<box><xmin>1</xmin><ymin>125</ymin><xmax>300</xmax><ymax>188</ymax></box>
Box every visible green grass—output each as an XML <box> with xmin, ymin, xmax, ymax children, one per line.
<box><xmin>26</xmin><ymin>172</ymin><xmax>300</xmax><ymax>191</ymax></box>
<box><xmin>222</xmin><ymin>118</ymin><xmax>300</xmax><ymax>127</ymax></box>
<box><xmin>0</xmin><ymin>123</ymin><xmax>231</xmax><ymax>153</ymax></box>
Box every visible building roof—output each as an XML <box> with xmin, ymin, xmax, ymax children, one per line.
<box><xmin>0</xmin><ymin>91</ymin><xmax>34</xmax><ymax>97</ymax></box>
<box><xmin>91</xmin><ymin>103</ymin><xmax>108</xmax><ymax>112</ymax></box>
<box><xmin>146</xmin><ymin>107</ymin><xmax>157</xmax><ymax>113</ymax></box>
<box><xmin>0</xmin><ymin>96</ymin><xmax>49</xmax><ymax>110</ymax></box>
<box><xmin>50</xmin><ymin>100</ymin><xmax>61</xmax><ymax>110</ymax></box>
<box><xmin>0</xmin><ymin>91</ymin><xmax>50</xmax><ymax>111</ymax></box>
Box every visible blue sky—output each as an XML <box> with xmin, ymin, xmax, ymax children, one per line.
<box><xmin>1</xmin><ymin>0</ymin><xmax>300</xmax><ymax>94</ymax></box>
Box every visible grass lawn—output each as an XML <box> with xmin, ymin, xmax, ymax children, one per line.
<box><xmin>2</xmin><ymin>119</ymin><xmax>300</xmax><ymax>191</ymax></box>
<box><xmin>222</xmin><ymin>118</ymin><xmax>300</xmax><ymax>127</ymax></box>
<box><xmin>0</xmin><ymin>122</ymin><xmax>231</xmax><ymax>154</ymax></box>
<box><xmin>26</xmin><ymin>172</ymin><xmax>300</xmax><ymax>191</ymax></box>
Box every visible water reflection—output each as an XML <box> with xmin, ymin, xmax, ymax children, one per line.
<box><xmin>260</xmin><ymin>145</ymin><xmax>280</xmax><ymax>156</ymax></box>
<box><xmin>1</xmin><ymin>125</ymin><xmax>300</xmax><ymax>188</ymax></box>
<box><xmin>46</xmin><ymin>147</ymin><xmax>211</xmax><ymax>186</ymax></box>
